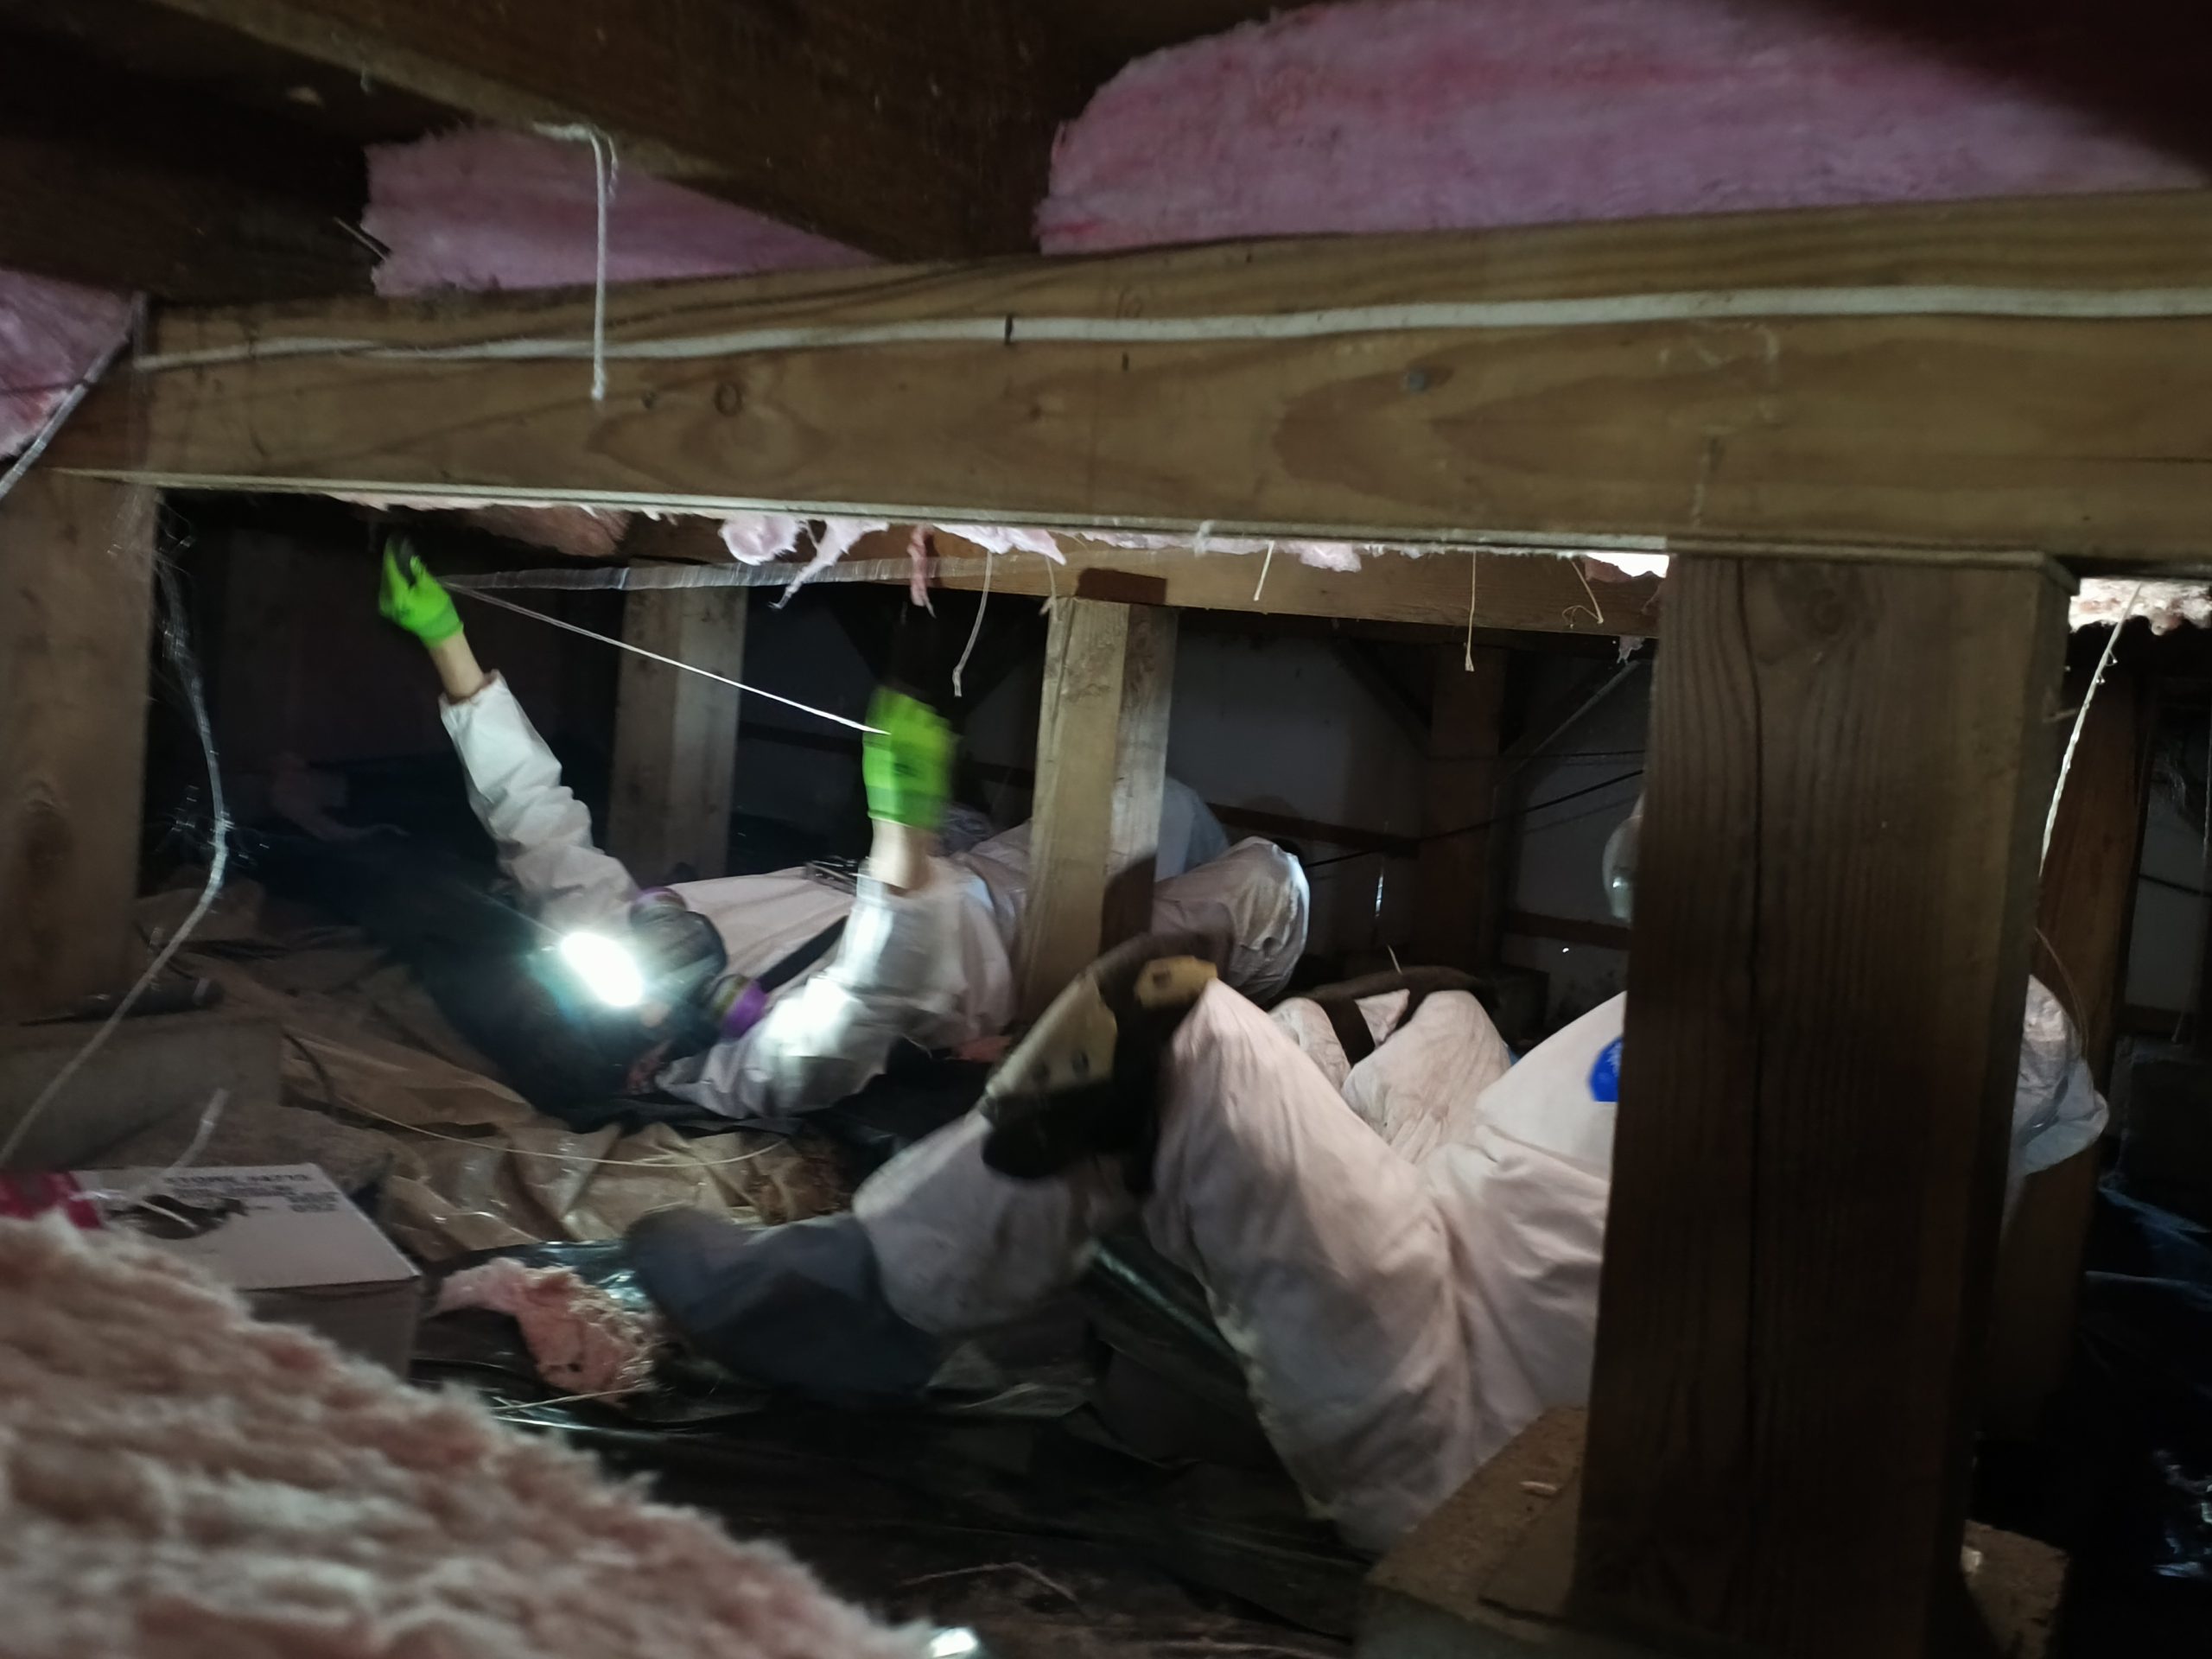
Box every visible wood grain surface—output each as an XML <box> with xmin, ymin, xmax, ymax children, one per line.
<box><xmin>51</xmin><ymin>192</ymin><xmax>2212</xmax><ymax>564</ymax></box>
<box><xmin>1576</xmin><ymin>553</ymin><xmax>2068</xmax><ymax>1656</ymax></box>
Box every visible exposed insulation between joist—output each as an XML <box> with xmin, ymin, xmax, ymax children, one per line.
<box><xmin>0</xmin><ymin>269</ymin><xmax>131</xmax><ymax>461</ymax></box>
<box><xmin>365</xmin><ymin>130</ymin><xmax>868</xmax><ymax>297</ymax></box>
<box><xmin>1041</xmin><ymin>0</ymin><xmax>2206</xmax><ymax>252</ymax></box>
<box><xmin>2073</xmin><ymin>579</ymin><xmax>2212</xmax><ymax>634</ymax></box>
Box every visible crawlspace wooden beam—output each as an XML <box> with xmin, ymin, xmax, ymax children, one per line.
<box><xmin>0</xmin><ymin>26</ymin><xmax>375</xmax><ymax>301</ymax></box>
<box><xmin>918</xmin><ymin>537</ymin><xmax>1660</xmax><ymax>639</ymax></box>
<box><xmin>1577</xmin><ymin>553</ymin><xmax>2069</xmax><ymax>1657</ymax></box>
<box><xmin>1014</xmin><ymin>599</ymin><xmax>1178</xmax><ymax>1018</ymax></box>
<box><xmin>0</xmin><ymin>474</ymin><xmax>157</xmax><ymax>1019</ymax></box>
<box><xmin>607</xmin><ymin>586</ymin><xmax>747</xmax><ymax>884</ymax></box>
<box><xmin>134</xmin><ymin>0</ymin><xmax>1073</xmax><ymax>258</ymax></box>
<box><xmin>48</xmin><ymin>191</ymin><xmax>2212</xmax><ymax>566</ymax></box>
<box><xmin>550</xmin><ymin>526</ymin><xmax>1662</xmax><ymax>635</ymax></box>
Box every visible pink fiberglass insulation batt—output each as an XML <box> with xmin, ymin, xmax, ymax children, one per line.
<box><xmin>366</xmin><ymin>128</ymin><xmax>870</xmax><ymax>296</ymax></box>
<box><xmin>1039</xmin><ymin>0</ymin><xmax>2206</xmax><ymax>251</ymax></box>
<box><xmin>0</xmin><ymin>268</ymin><xmax>132</xmax><ymax>460</ymax></box>
<box><xmin>435</xmin><ymin>1257</ymin><xmax>662</xmax><ymax>1396</ymax></box>
<box><xmin>0</xmin><ymin>1217</ymin><xmax>928</xmax><ymax>1659</ymax></box>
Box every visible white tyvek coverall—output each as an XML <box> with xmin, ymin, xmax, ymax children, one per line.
<box><xmin>441</xmin><ymin>676</ymin><xmax>1309</xmax><ymax>1120</ymax></box>
<box><xmin>855</xmin><ymin>975</ymin><xmax>2102</xmax><ymax>1555</ymax></box>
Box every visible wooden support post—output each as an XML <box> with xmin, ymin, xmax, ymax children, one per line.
<box><xmin>1984</xmin><ymin>653</ymin><xmax>2156</xmax><ymax>1434</ymax></box>
<box><xmin>1576</xmin><ymin>554</ymin><xmax>2068</xmax><ymax>1657</ymax></box>
<box><xmin>2037</xmin><ymin>656</ymin><xmax>2156</xmax><ymax>1084</ymax></box>
<box><xmin>0</xmin><ymin>473</ymin><xmax>156</xmax><ymax>1019</ymax></box>
<box><xmin>1416</xmin><ymin>645</ymin><xmax>1508</xmax><ymax>970</ymax></box>
<box><xmin>607</xmin><ymin>588</ymin><xmax>747</xmax><ymax>884</ymax></box>
<box><xmin>1014</xmin><ymin>598</ymin><xmax>1178</xmax><ymax>1019</ymax></box>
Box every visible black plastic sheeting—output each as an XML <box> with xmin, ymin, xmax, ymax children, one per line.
<box><xmin>415</xmin><ymin>1237</ymin><xmax>1365</xmax><ymax>1641</ymax></box>
<box><xmin>417</xmin><ymin>1179</ymin><xmax>2212</xmax><ymax>1649</ymax></box>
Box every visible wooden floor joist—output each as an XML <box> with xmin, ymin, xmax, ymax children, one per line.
<box><xmin>48</xmin><ymin>191</ymin><xmax>2212</xmax><ymax>568</ymax></box>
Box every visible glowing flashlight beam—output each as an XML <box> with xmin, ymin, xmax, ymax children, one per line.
<box><xmin>558</xmin><ymin>931</ymin><xmax>646</xmax><ymax>1008</ymax></box>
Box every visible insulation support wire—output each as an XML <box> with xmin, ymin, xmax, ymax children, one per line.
<box><xmin>131</xmin><ymin>282</ymin><xmax>2212</xmax><ymax>378</ymax></box>
<box><xmin>0</xmin><ymin>560</ymin><xmax>230</xmax><ymax>1169</ymax></box>
<box><xmin>451</xmin><ymin>586</ymin><xmax>882</xmax><ymax>734</ymax></box>
<box><xmin>2043</xmin><ymin>582</ymin><xmax>2143</xmax><ymax>871</ymax></box>
<box><xmin>1464</xmin><ymin>552</ymin><xmax>1480</xmax><ymax>669</ymax></box>
<box><xmin>531</xmin><ymin>123</ymin><xmax>618</xmax><ymax>401</ymax></box>
<box><xmin>950</xmin><ymin>550</ymin><xmax>992</xmax><ymax>699</ymax></box>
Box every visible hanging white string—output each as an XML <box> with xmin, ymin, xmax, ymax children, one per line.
<box><xmin>951</xmin><ymin>551</ymin><xmax>994</xmax><ymax>699</ymax></box>
<box><xmin>1564</xmin><ymin>558</ymin><xmax>1606</xmax><ymax>628</ymax></box>
<box><xmin>1251</xmin><ymin>541</ymin><xmax>1276</xmax><ymax>604</ymax></box>
<box><xmin>2043</xmin><ymin>581</ymin><xmax>2144</xmax><ymax>871</ymax></box>
<box><xmin>1039</xmin><ymin>548</ymin><xmax>1060</xmax><ymax>617</ymax></box>
<box><xmin>532</xmin><ymin>123</ymin><xmax>618</xmax><ymax>402</ymax></box>
<box><xmin>1464</xmin><ymin>552</ymin><xmax>1480</xmax><ymax>670</ymax></box>
<box><xmin>75</xmin><ymin>1090</ymin><xmax>232</xmax><ymax>1210</ymax></box>
<box><xmin>0</xmin><ymin>562</ymin><xmax>230</xmax><ymax>1169</ymax></box>
<box><xmin>451</xmin><ymin>586</ymin><xmax>881</xmax><ymax>734</ymax></box>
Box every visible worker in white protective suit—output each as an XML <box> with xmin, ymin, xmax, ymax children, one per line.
<box><xmin>377</xmin><ymin>543</ymin><xmax>1308</xmax><ymax>1124</ymax></box>
<box><xmin>631</xmin><ymin>798</ymin><xmax>2106</xmax><ymax>1557</ymax></box>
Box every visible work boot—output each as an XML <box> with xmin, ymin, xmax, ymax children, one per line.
<box><xmin>979</xmin><ymin>930</ymin><xmax>1224</xmax><ymax>1195</ymax></box>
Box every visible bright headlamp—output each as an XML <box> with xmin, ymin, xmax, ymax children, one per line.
<box><xmin>556</xmin><ymin>930</ymin><xmax>647</xmax><ymax>1009</ymax></box>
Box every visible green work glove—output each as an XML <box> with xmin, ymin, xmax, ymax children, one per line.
<box><xmin>862</xmin><ymin>688</ymin><xmax>953</xmax><ymax>831</ymax></box>
<box><xmin>378</xmin><ymin>538</ymin><xmax>463</xmax><ymax>645</ymax></box>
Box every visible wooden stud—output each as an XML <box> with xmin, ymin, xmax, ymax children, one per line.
<box><xmin>1984</xmin><ymin>652</ymin><xmax>2158</xmax><ymax>1435</ymax></box>
<box><xmin>0</xmin><ymin>472</ymin><xmax>156</xmax><ymax>1019</ymax></box>
<box><xmin>1014</xmin><ymin>598</ymin><xmax>1178</xmax><ymax>1018</ymax></box>
<box><xmin>606</xmin><ymin>587</ymin><xmax>746</xmax><ymax>884</ymax></box>
<box><xmin>135</xmin><ymin>0</ymin><xmax>1074</xmax><ymax>258</ymax></box>
<box><xmin>54</xmin><ymin>190</ymin><xmax>2212</xmax><ymax>566</ymax></box>
<box><xmin>1575</xmin><ymin>553</ymin><xmax>2069</xmax><ymax>1658</ymax></box>
<box><xmin>2037</xmin><ymin>655</ymin><xmax>2157</xmax><ymax>1084</ymax></box>
<box><xmin>1417</xmin><ymin>644</ymin><xmax>1509</xmax><ymax>970</ymax></box>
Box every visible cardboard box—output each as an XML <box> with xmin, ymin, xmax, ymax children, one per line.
<box><xmin>0</xmin><ymin>1164</ymin><xmax>421</xmax><ymax>1372</ymax></box>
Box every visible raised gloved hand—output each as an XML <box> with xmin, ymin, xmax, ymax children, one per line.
<box><xmin>378</xmin><ymin>537</ymin><xmax>462</xmax><ymax>645</ymax></box>
<box><xmin>861</xmin><ymin>687</ymin><xmax>952</xmax><ymax>830</ymax></box>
